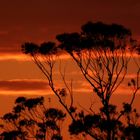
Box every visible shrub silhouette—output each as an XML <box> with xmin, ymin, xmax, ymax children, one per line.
<box><xmin>0</xmin><ymin>96</ymin><xmax>66</xmax><ymax>140</ymax></box>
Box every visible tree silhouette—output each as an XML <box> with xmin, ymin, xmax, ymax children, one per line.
<box><xmin>21</xmin><ymin>21</ymin><xmax>140</xmax><ymax>139</ymax></box>
<box><xmin>0</xmin><ymin>96</ymin><xmax>66</xmax><ymax>140</ymax></box>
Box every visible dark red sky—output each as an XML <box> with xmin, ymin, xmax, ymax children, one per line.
<box><xmin>0</xmin><ymin>0</ymin><xmax>140</xmax><ymax>54</ymax></box>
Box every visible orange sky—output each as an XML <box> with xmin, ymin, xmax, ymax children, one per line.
<box><xmin>0</xmin><ymin>0</ymin><xmax>140</xmax><ymax>116</ymax></box>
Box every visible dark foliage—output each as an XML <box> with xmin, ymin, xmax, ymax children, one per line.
<box><xmin>0</xmin><ymin>97</ymin><xmax>66</xmax><ymax>140</ymax></box>
<box><xmin>21</xmin><ymin>42</ymin><xmax>39</xmax><ymax>55</ymax></box>
<box><xmin>39</xmin><ymin>42</ymin><xmax>57</xmax><ymax>55</ymax></box>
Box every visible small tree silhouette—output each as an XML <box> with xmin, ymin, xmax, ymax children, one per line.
<box><xmin>0</xmin><ymin>96</ymin><xmax>66</xmax><ymax>140</ymax></box>
<box><xmin>21</xmin><ymin>21</ymin><xmax>140</xmax><ymax>139</ymax></box>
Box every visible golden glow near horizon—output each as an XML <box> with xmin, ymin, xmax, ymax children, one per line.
<box><xmin>0</xmin><ymin>53</ymin><xmax>139</xmax><ymax>96</ymax></box>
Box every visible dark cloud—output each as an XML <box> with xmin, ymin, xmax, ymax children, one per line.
<box><xmin>0</xmin><ymin>79</ymin><xmax>49</xmax><ymax>91</ymax></box>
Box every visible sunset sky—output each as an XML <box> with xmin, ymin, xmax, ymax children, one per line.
<box><xmin>0</xmin><ymin>0</ymin><xmax>140</xmax><ymax>115</ymax></box>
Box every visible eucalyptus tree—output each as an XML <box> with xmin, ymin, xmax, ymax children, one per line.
<box><xmin>0</xmin><ymin>97</ymin><xmax>66</xmax><ymax>140</ymax></box>
<box><xmin>21</xmin><ymin>21</ymin><xmax>140</xmax><ymax>140</ymax></box>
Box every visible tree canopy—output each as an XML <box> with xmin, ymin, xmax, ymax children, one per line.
<box><xmin>16</xmin><ymin>21</ymin><xmax>140</xmax><ymax>139</ymax></box>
